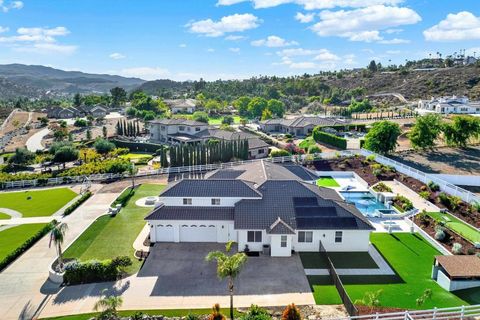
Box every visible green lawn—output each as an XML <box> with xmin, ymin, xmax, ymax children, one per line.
<box><xmin>64</xmin><ymin>184</ymin><xmax>166</xmax><ymax>274</ymax></box>
<box><xmin>0</xmin><ymin>224</ymin><xmax>47</xmax><ymax>261</ymax></box>
<box><xmin>316</xmin><ymin>176</ymin><xmax>340</xmax><ymax>187</ymax></box>
<box><xmin>119</xmin><ymin>153</ymin><xmax>153</xmax><ymax>160</ymax></box>
<box><xmin>300</xmin><ymin>252</ymin><xmax>378</xmax><ymax>269</ymax></box>
<box><xmin>41</xmin><ymin>308</ymin><xmax>241</xmax><ymax>320</ymax></box>
<box><xmin>427</xmin><ymin>212</ymin><xmax>480</xmax><ymax>243</ymax></box>
<box><xmin>0</xmin><ymin>212</ymin><xmax>11</xmax><ymax>219</ymax></box>
<box><xmin>308</xmin><ymin>233</ymin><xmax>478</xmax><ymax>309</ymax></box>
<box><xmin>208</xmin><ymin>115</ymin><xmax>242</xmax><ymax>125</ymax></box>
<box><xmin>298</xmin><ymin>136</ymin><xmax>316</xmax><ymax>150</ymax></box>
<box><xmin>0</xmin><ymin>188</ymin><xmax>77</xmax><ymax>217</ymax></box>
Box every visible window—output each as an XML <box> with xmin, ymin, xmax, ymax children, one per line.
<box><xmin>183</xmin><ymin>198</ymin><xmax>192</xmax><ymax>205</ymax></box>
<box><xmin>187</xmin><ymin>127</ymin><xmax>191</xmax><ymax>131</ymax></box>
<box><xmin>247</xmin><ymin>231</ymin><xmax>262</xmax><ymax>242</ymax></box>
<box><xmin>179</xmin><ymin>126</ymin><xmax>185</xmax><ymax>131</ymax></box>
<box><xmin>298</xmin><ymin>231</ymin><xmax>313</xmax><ymax>243</ymax></box>
<box><xmin>258</xmin><ymin>149</ymin><xmax>265</xmax><ymax>154</ymax></box>
<box><xmin>335</xmin><ymin>231</ymin><xmax>343</xmax><ymax>243</ymax></box>
<box><xmin>281</xmin><ymin>236</ymin><xmax>287</xmax><ymax>248</ymax></box>
<box><xmin>161</xmin><ymin>126</ymin><xmax>166</xmax><ymax>131</ymax></box>
<box><xmin>195</xmin><ymin>127</ymin><xmax>201</xmax><ymax>132</ymax></box>
<box><xmin>211</xmin><ymin>198</ymin><xmax>221</xmax><ymax>205</ymax></box>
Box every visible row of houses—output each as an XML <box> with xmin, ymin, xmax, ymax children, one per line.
<box><xmin>148</xmin><ymin>119</ymin><xmax>269</xmax><ymax>159</ymax></box>
<box><xmin>416</xmin><ymin>96</ymin><xmax>480</xmax><ymax>115</ymax></box>
<box><xmin>46</xmin><ymin>105</ymin><xmax>108</xmax><ymax>119</ymax></box>
<box><xmin>259</xmin><ymin>116</ymin><xmax>351</xmax><ymax>136</ymax></box>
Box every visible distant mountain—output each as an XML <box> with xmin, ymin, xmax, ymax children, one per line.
<box><xmin>0</xmin><ymin>64</ymin><xmax>146</xmax><ymax>99</ymax></box>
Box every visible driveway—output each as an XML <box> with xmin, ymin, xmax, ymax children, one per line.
<box><xmin>26</xmin><ymin>128</ymin><xmax>50</xmax><ymax>152</ymax></box>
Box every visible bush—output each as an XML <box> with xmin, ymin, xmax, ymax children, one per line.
<box><xmin>307</xmin><ymin>145</ymin><xmax>321</xmax><ymax>154</ymax></box>
<box><xmin>63</xmin><ymin>192</ymin><xmax>92</xmax><ymax>216</ymax></box>
<box><xmin>59</xmin><ymin>158</ymin><xmax>130</xmax><ymax>176</ymax></box>
<box><xmin>419</xmin><ymin>191</ymin><xmax>430</xmax><ymax>199</ymax></box>
<box><xmin>312</xmin><ymin>127</ymin><xmax>347</xmax><ymax>149</ymax></box>
<box><xmin>208</xmin><ymin>304</ymin><xmax>225</xmax><ymax>320</ymax></box>
<box><xmin>467</xmin><ymin>247</ymin><xmax>476</xmax><ymax>255</ymax></box>
<box><xmin>0</xmin><ymin>221</ymin><xmax>56</xmax><ymax>271</ymax></box>
<box><xmin>63</xmin><ymin>255</ymin><xmax>132</xmax><ymax>285</ymax></box>
<box><xmin>428</xmin><ymin>181</ymin><xmax>440</xmax><ymax>192</ymax></box>
<box><xmin>434</xmin><ymin>229</ymin><xmax>446</xmax><ymax>241</ymax></box>
<box><xmin>192</xmin><ymin>111</ymin><xmax>209</xmax><ymax>123</ymax></box>
<box><xmin>112</xmin><ymin>188</ymin><xmax>135</xmax><ymax>207</ymax></box>
<box><xmin>438</xmin><ymin>193</ymin><xmax>462</xmax><ymax>210</ymax></box>
<box><xmin>74</xmin><ymin>118</ymin><xmax>88</xmax><ymax>127</ymax></box>
<box><xmin>393</xmin><ymin>195</ymin><xmax>414</xmax><ymax>212</ymax></box>
<box><xmin>240</xmin><ymin>305</ymin><xmax>272</xmax><ymax>320</ymax></box>
<box><xmin>111</xmin><ymin>139</ymin><xmax>164</xmax><ymax>153</ymax></box>
<box><xmin>94</xmin><ymin>139</ymin><xmax>116</xmax><ymax>155</ymax></box>
<box><xmin>372</xmin><ymin>182</ymin><xmax>392</xmax><ymax>193</ymax></box>
<box><xmin>270</xmin><ymin>149</ymin><xmax>291</xmax><ymax>158</ymax></box>
<box><xmin>452</xmin><ymin>243</ymin><xmax>463</xmax><ymax>255</ymax></box>
<box><xmin>281</xmin><ymin>304</ymin><xmax>301</xmax><ymax>320</ymax></box>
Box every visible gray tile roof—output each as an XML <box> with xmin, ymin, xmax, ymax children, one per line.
<box><xmin>149</xmin><ymin>118</ymin><xmax>206</xmax><ymax>126</ymax></box>
<box><xmin>262</xmin><ymin>116</ymin><xmax>350</xmax><ymax>128</ymax></box>
<box><xmin>145</xmin><ymin>204</ymin><xmax>234</xmax><ymax>221</ymax></box>
<box><xmin>160</xmin><ymin>179</ymin><xmax>262</xmax><ymax>198</ymax></box>
<box><xmin>268</xmin><ymin>217</ymin><xmax>296</xmax><ymax>235</ymax></box>
<box><xmin>195</xmin><ymin>129</ymin><xmax>269</xmax><ymax>150</ymax></box>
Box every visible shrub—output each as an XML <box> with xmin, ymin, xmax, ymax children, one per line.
<box><xmin>240</xmin><ymin>305</ymin><xmax>272</xmax><ymax>320</ymax></box>
<box><xmin>63</xmin><ymin>256</ymin><xmax>132</xmax><ymax>285</ymax></box>
<box><xmin>94</xmin><ymin>139</ymin><xmax>116</xmax><ymax>155</ymax></box>
<box><xmin>438</xmin><ymin>193</ymin><xmax>462</xmax><ymax>210</ymax></box>
<box><xmin>112</xmin><ymin>188</ymin><xmax>135</xmax><ymax>207</ymax></box>
<box><xmin>185</xmin><ymin>314</ymin><xmax>200</xmax><ymax>320</ymax></box>
<box><xmin>467</xmin><ymin>248</ymin><xmax>476</xmax><ymax>255</ymax></box>
<box><xmin>452</xmin><ymin>243</ymin><xmax>463</xmax><ymax>255</ymax></box>
<box><xmin>63</xmin><ymin>192</ymin><xmax>92</xmax><ymax>216</ymax></box>
<box><xmin>270</xmin><ymin>149</ymin><xmax>291</xmax><ymax>158</ymax></box>
<box><xmin>366</xmin><ymin>155</ymin><xmax>376</xmax><ymax>162</ymax></box>
<box><xmin>192</xmin><ymin>111</ymin><xmax>209</xmax><ymax>123</ymax></box>
<box><xmin>419</xmin><ymin>191</ymin><xmax>430</xmax><ymax>199</ymax></box>
<box><xmin>208</xmin><ymin>304</ymin><xmax>225</xmax><ymax>320</ymax></box>
<box><xmin>281</xmin><ymin>304</ymin><xmax>301</xmax><ymax>320</ymax></box>
<box><xmin>307</xmin><ymin>145</ymin><xmax>321</xmax><ymax>154</ymax></box>
<box><xmin>434</xmin><ymin>229</ymin><xmax>446</xmax><ymax>241</ymax></box>
<box><xmin>312</xmin><ymin>127</ymin><xmax>347</xmax><ymax>149</ymax></box>
<box><xmin>74</xmin><ymin>118</ymin><xmax>88</xmax><ymax>127</ymax></box>
<box><xmin>0</xmin><ymin>221</ymin><xmax>56</xmax><ymax>271</ymax></box>
<box><xmin>428</xmin><ymin>181</ymin><xmax>440</xmax><ymax>192</ymax></box>
<box><xmin>59</xmin><ymin>158</ymin><xmax>130</xmax><ymax>176</ymax></box>
<box><xmin>372</xmin><ymin>182</ymin><xmax>392</xmax><ymax>193</ymax></box>
<box><xmin>393</xmin><ymin>195</ymin><xmax>414</xmax><ymax>212</ymax></box>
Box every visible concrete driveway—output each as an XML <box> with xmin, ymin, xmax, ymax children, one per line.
<box><xmin>139</xmin><ymin>243</ymin><xmax>312</xmax><ymax>296</ymax></box>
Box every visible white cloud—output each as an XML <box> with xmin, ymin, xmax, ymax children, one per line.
<box><xmin>278</xmin><ymin>48</ymin><xmax>321</xmax><ymax>57</ymax></box>
<box><xmin>386</xmin><ymin>50</ymin><xmax>401</xmax><ymax>55</ymax></box>
<box><xmin>310</xmin><ymin>5</ymin><xmax>420</xmax><ymax>42</ymax></box>
<box><xmin>275</xmin><ymin>47</ymin><xmax>345</xmax><ymax>70</ymax></box>
<box><xmin>378</xmin><ymin>38</ymin><xmax>410</xmax><ymax>44</ymax></box>
<box><xmin>0</xmin><ymin>26</ymin><xmax>8</xmax><ymax>33</ymax></box>
<box><xmin>217</xmin><ymin>0</ymin><xmax>403</xmax><ymax>10</ymax></box>
<box><xmin>1</xmin><ymin>0</ymin><xmax>23</xmax><ymax>12</ymax></box>
<box><xmin>424</xmin><ymin>11</ymin><xmax>480</xmax><ymax>42</ymax></box>
<box><xmin>385</xmin><ymin>28</ymin><xmax>403</xmax><ymax>34</ymax></box>
<box><xmin>186</xmin><ymin>13</ymin><xmax>261</xmax><ymax>37</ymax></box>
<box><xmin>179</xmin><ymin>43</ymin><xmax>187</xmax><ymax>48</ymax></box>
<box><xmin>0</xmin><ymin>26</ymin><xmax>76</xmax><ymax>55</ymax></box>
<box><xmin>225</xmin><ymin>35</ymin><xmax>246</xmax><ymax>41</ymax></box>
<box><xmin>290</xmin><ymin>61</ymin><xmax>317</xmax><ymax>69</ymax></box>
<box><xmin>295</xmin><ymin>12</ymin><xmax>315</xmax><ymax>23</ymax></box>
<box><xmin>313</xmin><ymin>49</ymin><xmax>340</xmax><ymax>61</ymax></box>
<box><xmin>251</xmin><ymin>35</ymin><xmax>298</xmax><ymax>47</ymax></box>
<box><xmin>207</xmin><ymin>48</ymin><xmax>215</xmax><ymax>52</ymax></box>
<box><xmin>109</xmin><ymin>52</ymin><xmax>126</xmax><ymax>60</ymax></box>
<box><xmin>120</xmin><ymin>67</ymin><xmax>170</xmax><ymax>80</ymax></box>
<box><xmin>229</xmin><ymin>47</ymin><xmax>241</xmax><ymax>53</ymax></box>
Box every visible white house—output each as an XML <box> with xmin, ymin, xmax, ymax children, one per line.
<box><xmin>432</xmin><ymin>255</ymin><xmax>480</xmax><ymax>291</ymax></box>
<box><xmin>145</xmin><ymin>161</ymin><xmax>374</xmax><ymax>257</ymax></box>
<box><xmin>416</xmin><ymin>96</ymin><xmax>480</xmax><ymax>115</ymax></box>
<box><xmin>165</xmin><ymin>99</ymin><xmax>197</xmax><ymax>114</ymax></box>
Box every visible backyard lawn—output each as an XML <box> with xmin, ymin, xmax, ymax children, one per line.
<box><xmin>119</xmin><ymin>153</ymin><xmax>153</xmax><ymax>160</ymax></box>
<box><xmin>64</xmin><ymin>184</ymin><xmax>165</xmax><ymax>274</ymax></box>
<box><xmin>316</xmin><ymin>176</ymin><xmax>340</xmax><ymax>187</ymax></box>
<box><xmin>0</xmin><ymin>188</ymin><xmax>77</xmax><ymax>217</ymax></box>
<box><xmin>300</xmin><ymin>252</ymin><xmax>378</xmax><ymax>269</ymax></box>
<box><xmin>0</xmin><ymin>212</ymin><xmax>11</xmax><ymax>219</ymax></box>
<box><xmin>208</xmin><ymin>115</ymin><xmax>242</xmax><ymax>125</ymax></box>
<box><xmin>308</xmin><ymin>233</ymin><xmax>478</xmax><ymax>309</ymax></box>
<box><xmin>0</xmin><ymin>224</ymin><xmax>47</xmax><ymax>261</ymax></box>
<box><xmin>427</xmin><ymin>212</ymin><xmax>480</xmax><ymax>243</ymax></box>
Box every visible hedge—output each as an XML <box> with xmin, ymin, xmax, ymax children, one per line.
<box><xmin>63</xmin><ymin>191</ymin><xmax>92</xmax><ymax>216</ymax></box>
<box><xmin>323</xmin><ymin>124</ymin><xmax>367</xmax><ymax>132</ymax></box>
<box><xmin>111</xmin><ymin>187</ymin><xmax>135</xmax><ymax>208</ymax></box>
<box><xmin>64</xmin><ymin>256</ymin><xmax>132</xmax><ymax>285</ymax></box>
<box><xmin>312</xmin><ymin>128</ymin><xmax>347</xmax><ymax>150</ymax></box>
<box><xmin>111</xmin><ymin>139</ymin><xmax>164</xmax><ymax>153</ymax></box>
<box><xmin>0</xmin><ymin>221</ymin><xmax>57</xmax><ymax>271</ymax></box>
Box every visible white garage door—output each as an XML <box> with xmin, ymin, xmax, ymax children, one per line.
<box><xmin>180</xmin><ymin>224</ymin><xmax>217</xmax><ymax>242</ymax></box>
<box><xmin>155</xmin><ymin>224</ymin><xmax>174</xmax><ymax>242</ymax></box>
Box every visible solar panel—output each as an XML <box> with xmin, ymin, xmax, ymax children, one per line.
<box><xmin>296</xmin><ymin>217</ymin><xmax>358</xmax><ymax>229</ymax></box>
<box><xmin>293</xmin><ymin>197</ymin><xmax>318</xmax><ymax>207</ymax></box>
<box><xmin>295</xmin><ymin>206</ymin><xmax>338</xmax><ymax>217</ymax></box>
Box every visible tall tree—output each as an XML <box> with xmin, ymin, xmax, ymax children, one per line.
<box><xmin>364</xmin><ymin>121</ymin><xmax>401</xmax><ymax>154</ymax></box>
<box><xmin>443</xmin><ymin>115</ymin><xmax>480</xmax><ymax>147</ymax></box>
<box><xmin>73</xmin><ymin>93</ymin><xmax>82</xmax><ymax>107</ymax></box>
<box><xmin>206</xmin><ymin>241</ymin><xmax>247</xmax><ymax>320</ymax></box>
<box><xmin>110</xmin><ymin>87</ymin><xmax>127</xmax><ymax>107</ymax></box>
<box><xmin>408</xmin><ymin>114</ymin><xmax>443</xmax><ymax>150</ymax></box>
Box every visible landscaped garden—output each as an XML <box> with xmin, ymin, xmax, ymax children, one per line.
<box><xmin>426</xmin><ymin>212</ymin><xmax>480</xmax><ymax>243</ymax></box>
<box><xmin>0</xmin><ymin>188</ymin><xmax>77</xmax><ymax>217</ymax></box>
<box><xmin>308</xmin><ymin>233</ymin><xmax>480</xmax><ymax>309</ymax></box>
<box><xmin>63</xmin><ymin>184</ymin><xmax>165</xmax><ymax>274</ymax></box>
<box><xmin>0</xmin><ymin>223</ymin><xmax>48</xmax><ymax>262</ymax></box>
<box><xmin>316</xmin><ymin>176</ymin><xmax>340</xmax><ymax>187</ymax></box>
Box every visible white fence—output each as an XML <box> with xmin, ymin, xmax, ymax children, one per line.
<box><xmin>331</xmin><ymin>304</ymin><xmax>480</xmax><ymax>320</ymax></box>
<box><xmin>430</xmin><ymin>173</ymin><xmax>480</xmax><ymax>187</ymax></box>
<box><xmin>1</xmin><ymin>151</ymin><xmax>356</xmax><ymax>190</ymax></box>
<box><xmin>360</xmin><ymin>149</ymin><xmax>480</xmax><ymax>205</ymax></box>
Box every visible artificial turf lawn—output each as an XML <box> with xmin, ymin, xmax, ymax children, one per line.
<box><xmin>119</xmin><ymin>153</ymin><xmax>153</xmax><ymax>160</ymax></box>
<box><xmin>0</xmin><ymin>212</ymin><xmax>11</xmax><ymax>219</ymax></box>
<box><xmin>64</xmin><ymin>184</ymin><xmax>166</xmax><ymax>274</ymax></box>
<box><xmin>300</xmin><ymin>252</ymin><xmax>378</xmax><ymax>269</ymax></box>
<box><xmin>316</xmin><ymin>176</ymin><xmax>340</xmax><ymax>187</ymax></box>
<box><xmin>427</xmin><ymin>212</ymin><xmax>480</xmax><ymax>242</ymax></box>
<box><xmin>308</xmin><ymin>233</ymin><xmax>478</xmax><ymax>309</ymax></box>
<box><xmin>0</xmin><ymin>223</ymin><xmax>47</xmax><ymax>261</ymax></box>
<box><xmin>0</xmin><ymin>188</ymin><xmax>77</xmax><ymax>217</ymax></box>
<box><xmin>40</xmin><ymin>308</ymin><xmax>241</xmax><ymax>320</ymax></box>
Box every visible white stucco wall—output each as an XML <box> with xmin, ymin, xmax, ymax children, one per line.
<box><xmin>149</xmin><ymin>220</ymin><xmax>235</xmax><ymax>243</ymax></box>
<box><xmin>159</xmin><ymin>197</ymin><xmax>249</xmax><ymax>207</ymax></box>
<box><xmin>237</xmin><ymin>230</ymin><xmax>269</xmax><ymax>252</ymax></box>
<box><xmin>249</xmin><ymin>147</ymin><xmax>268</xmax><ymax>159</ymax></box>
<box><xmin>292</xmin><ymin>230</ymin><xmax>371</xmax><ymax>252</ymax></box>
<box><xmin>270</xmin><ymin>235</ymin><xmax>293</xmax><ymax>257</ymax></box>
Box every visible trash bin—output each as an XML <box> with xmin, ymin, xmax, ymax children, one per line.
<box><xmin>262</xmin><ymin>244</ymin><xmax>270</xmax><ymax>256</ymax></box>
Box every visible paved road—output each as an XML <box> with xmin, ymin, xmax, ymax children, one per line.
<box><xmin>0</xmin><ymin>191</ymin><xmax>120</xmax><ymax>320</ymax></box>
<box><xmin>26</xmin><ymin>128</ymin><xmax>50</xmax><ymax>152</ymax></box>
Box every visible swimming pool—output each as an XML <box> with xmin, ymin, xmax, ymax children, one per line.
<box><xmin>339</xmin><ymin>191</ymin><xmax>388</xmax><ymax>216</ymax></box>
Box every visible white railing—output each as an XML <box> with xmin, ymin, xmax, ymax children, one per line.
<box><xmin>360</xmin><ymin>149</ymin><xmax>480</xmax><ymax>205</ymax></box>
<box><xmin>332</xmin><ymin>304</ymin><xmax>480</xmax><ymax>320</ymax></box>
<box><xmin>1</xmin><ymin>151</ymin><xmax>357</xmax><ymax>190</ymax></box>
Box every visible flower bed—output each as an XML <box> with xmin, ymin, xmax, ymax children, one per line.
<box><xmin>372</xmin><ymin>182</ymin><xmax>392</xmax><ymax>193</ymax></box>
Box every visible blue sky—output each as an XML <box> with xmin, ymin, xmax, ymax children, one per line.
<box><xmin>0</xmin><ymin>0</ymin><xmax>479</xmax><ymax>80</ymax></box>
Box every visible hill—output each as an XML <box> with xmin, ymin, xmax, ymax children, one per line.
<box><xmin>0</xmin><ymin>64</ymin><xmax>146</xmax><ymax>99</ymax></box>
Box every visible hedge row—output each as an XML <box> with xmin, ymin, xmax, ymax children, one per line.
<box><xmin>111</xmin><ymin>139</ymin><xmax>164</xmax><ymax>153</ymax></box>
<box><xmin>324</xmin><ymin>124</ymin><xmax>367</xmax><ymax>132</ymax></box>
<box><xmin>64</xmin><ymin>256</ymin><xmax>132</xmax><ymax>285</ymax></box>
<box><xmin>0</xmin><ymin>221</ymin><xmax>57</xmax><ymax>271</ymax></box>
<box><xmin>312</xmin><ymin>129</ymin><xmax>347</xmax><ymax>150</ymax></box>
<box><xmin>63</xmin><ymin>191</ymin><xmax>92</xmax><ymax>216</ymax></box>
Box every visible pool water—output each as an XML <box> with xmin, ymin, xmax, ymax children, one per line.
<box><xmin>340</xmin><ymin>191</ymin><xmax>388</xmax><ymax>216</ymax></box>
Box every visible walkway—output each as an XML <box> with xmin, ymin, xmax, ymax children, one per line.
<box><xmin>0</xmin><ymin>191</ymin><xmax>120</xmax><ymax>320</ymax></box>
<box><xmin>380</xmin><ymin>180</ymin><xmax>440</xmax><ymax>212</ymax></box>
<box><xmin>26</xmin><ymin>128</ymin><xmax>50</xmax><ymax>152</ymax></box>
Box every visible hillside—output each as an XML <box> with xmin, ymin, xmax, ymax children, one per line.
<box><xmin>0</xmin><ymin>64</ymin><xmax>146</xmax><ymax>99</ymax></box>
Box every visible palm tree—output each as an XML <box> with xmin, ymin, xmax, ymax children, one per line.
<box><xmin>128</xmin><ymin>163</ymin><xmax>138</xmax><ymax>189</ymax></box>
<box><xmin>93</xmin><ymin>289</ymin><xmax>123</xmax><ymax>319</ymax></box>
<box><xmin>49</xmin><ymin>222</ymin><xmax>68</xmax><ymax>270</ymax></box>
<box><xmin>206</xmin><ymin>241</ymin><xmax>247</xmax><ymax>320</ymax></box>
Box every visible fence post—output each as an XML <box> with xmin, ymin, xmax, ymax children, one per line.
<box><xmin>460</xmin><ymin>305</ymin><xmax>464</xmax><ymax>320</ymax></box>
<box><xmin>432</xmin><ymin>307</ymin><xmax>437</xmax><ymax>320</ymax></box>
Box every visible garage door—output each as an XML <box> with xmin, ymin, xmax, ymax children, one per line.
<box><xmin>180</xmin><ymin>224</ymin><xmax>217</xmax><ymax>242</ymax></box>
<box><xmin>155</xmin><ymin>224</ymin><xmax>174</xmax><ymax>242</ymax></box>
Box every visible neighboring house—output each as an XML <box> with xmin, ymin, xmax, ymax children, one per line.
<box><xmin>416</xmin><ymin>96</ymin><xmax>480</xmax><ymax>115</ymax></box>
<box><xmin>165</xmin><ymin>99</ymin><xmax>197</xmax><ymax>114</ymax></box>
<box><xmin>88</xmin><ymin>105</ymin><xmax>107</xmax><ymax>118</ymax></box>
<box><xmin>145</xmin><ymin>161</ymin><xmax>374</xmax><ymax>257</ymax></box>
<box><xmin>432</xmin><ymin>255</ymin><xmax>480</xmax><ymax>291</ymax></box>
<box><xmin>260</xmin><ymin>116</ymin><xmax>350</xmax><ymax>136</ymax></box>
<box><xmin>46</xmin><ymin>105</ymin><xmax>108</xmax><ymax>119</ymax></box>
<box><xmin>149</xmin><ymin>119</ymin><xmax>269</xmax><ymax>159</ymax></box>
